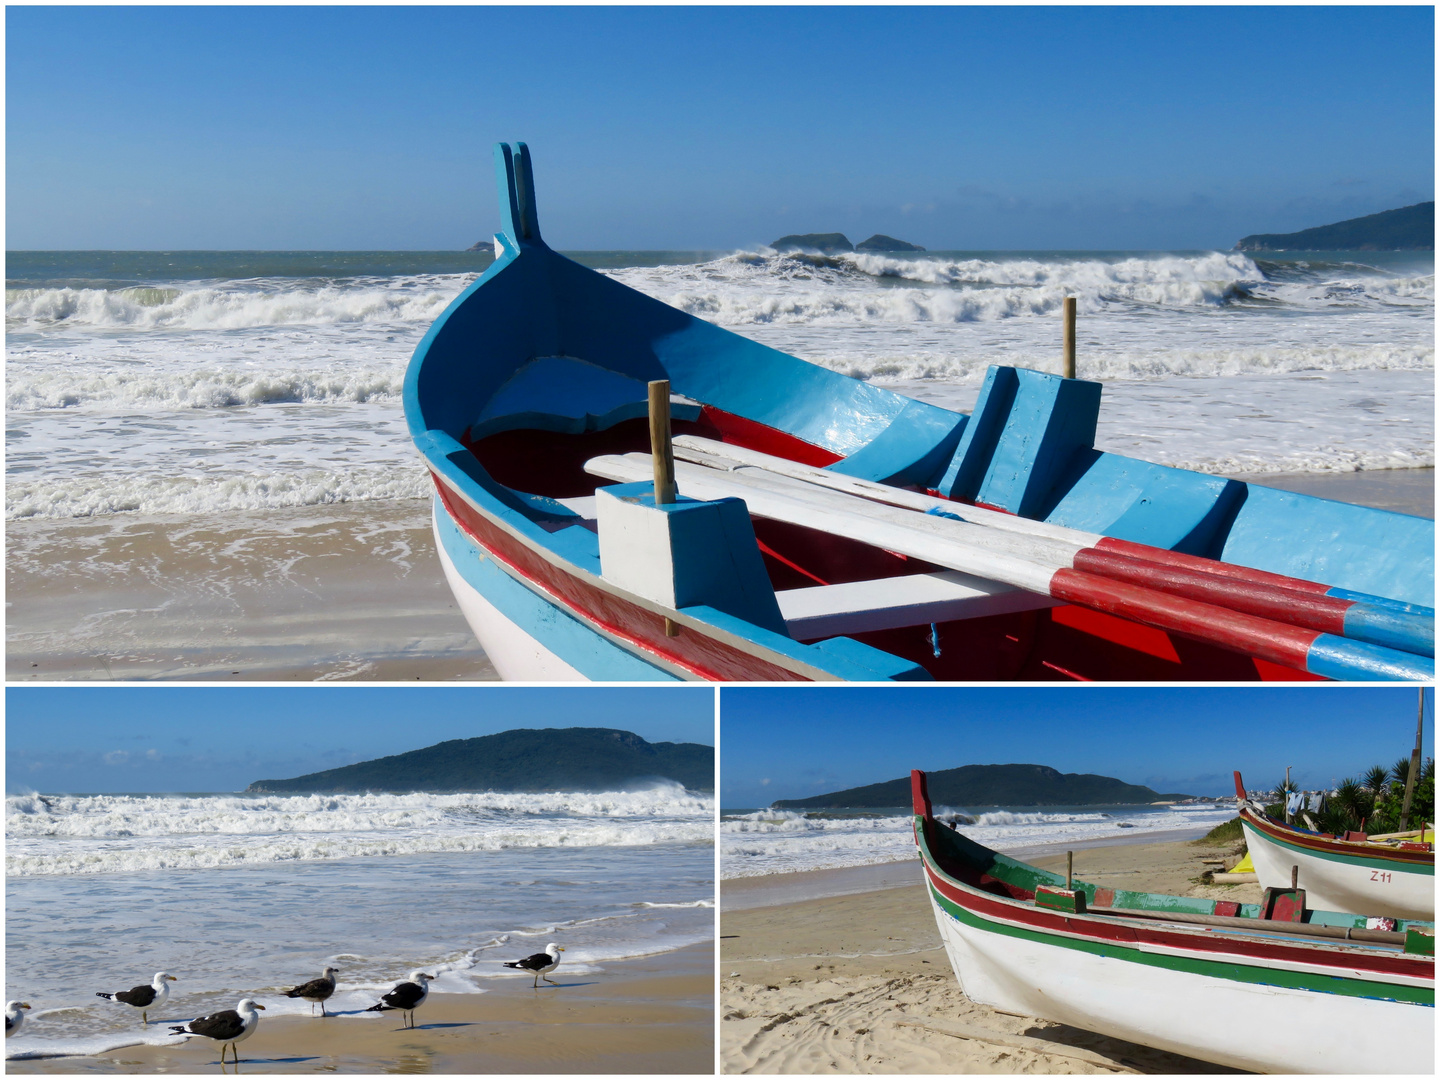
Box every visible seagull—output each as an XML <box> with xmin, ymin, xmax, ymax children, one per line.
<box><xmin>6</xmin><ymin>1002</ymin><xmax>31</xmax><ymax>1038</ymax></box>
<box><xmin>283</xmin><ymin>966</ymin><xmax>339</xmax><ymax>1017</ymax></box>
<box><xmin>365</xmin><ymin>971</ymin><xmax>432</xmax><ymax>1029</ymax></box>
<box><xmin>504</xmin><ymin>943</ymin><xmax>565</xmax><ymax>987</ymax></box>
<box><xmin>170</xmin><ymin>999</ymin><xmax>265</xmax><ymax>1064</ymax></box>
<box><xmin>96</xmin><ymin>972</ymin><xmax>177</xmax><ymax>1025</ymax></box>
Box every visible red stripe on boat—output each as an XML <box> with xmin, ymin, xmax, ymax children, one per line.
<box><xmin>1048</xmin><ymin>568</ymin><xmax>1318</xmax><ymax>672</ymax></box>
<box><xmin>1072</xmin><ymin>549</ymin><xmax>1352</xmax><ymax>635</ymax></box>
<box><xmin>1094</xmin><ymin>537</ymin><xmax>1334</xmax><ymax>596</ymax></box>
<box><xmin>699</xmin><ymin>405</ymin><xmax>843</xmax><ymax>468</ymax></box>
<box><xmin>433</xmin><ymin>474</ymin><xmax>813</xmax><ymax>682</ymax></box>
<box><xmin>919</xmin><ymin>858</ymin><xmax>1429</xmax><ymax>979</ymax></box>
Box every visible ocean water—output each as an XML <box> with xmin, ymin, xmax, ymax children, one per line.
<box><xmin>720</xmin><ymin>801</ymin><xmax>1237</xmax><ymax>879</ymax></box>
<box><xmin>4</xmin><ymin>785</ymin><xmax>714</xmax><ymax>1058</ymax></box>
<box><xmin>6</xmin><ymin>247</ymin><xmax>1432</xmax><ymax>521</ymax></box>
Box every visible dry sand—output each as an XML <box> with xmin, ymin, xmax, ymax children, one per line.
<box><xmin>7</xmin><ymin>500</ymin><xmax>497</xmax><ymax>681</ymax></box>
<box><xmin>8</xmin><ymin>945</ymin><xmax>714</xmax><ymax>1074</ymax></box>
<box><xmin>720</xmin><ymin>838</ymin><xmax>1256</xmax><ymax>1074</ymax></box>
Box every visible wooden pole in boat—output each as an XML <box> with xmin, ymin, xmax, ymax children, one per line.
<box><xmin>1062</xmin><ymin>297</ymin><xmax>1076</xmax><ymax>379</ymax></box>
<box><xmin>1065</xmin><ymin>851</ymin><xmax>1073</xmax><ymax>890</ymax></box>
<box><xmin>648</xmin><ymin>380</ymin><xmax>677</xmax><ymax>505</ymax></box>
<box><xmin>1399</xmin><ymin>687</ymin><xmax>1424</xmax><ymax>831</ymax></box>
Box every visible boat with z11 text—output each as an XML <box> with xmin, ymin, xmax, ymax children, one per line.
<box><xmin>1234</xmin><ymin>770</ymin><xmax>1433</xmax><ymax>922</ymax></box>
<box><xmin>910</xmin><ymin>769</ymin><xmax>1433</xmax><ymax>1073</ymax></box>
<box><xmin>403</xmin><ymin>141</ymin><xmax>1433</xmax><ymax>682</ymax></box>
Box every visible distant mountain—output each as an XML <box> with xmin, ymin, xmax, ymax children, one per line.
<box><xmin>772</xmin><ymin>763</ymin><xmax>1185</xmax><ymax>809</ymax></box>
<box><xmin>1236</xmin><ymin>202</ymin><xmax>1433</xmax><ymax>251</ymax></box>
<box><xmin>771</xmin><ymin>232</ymin><xmax>854</xmax><ymax>254</ymax></box>
<box><xmin>856</xmin><ymin>234</ymin><xmax>925</xmax><ymax>252</ymax></box>
<box><xmin>247</xmin><ymin>728</ymin><xmax>713</xmax><ymax>794</ymax></box>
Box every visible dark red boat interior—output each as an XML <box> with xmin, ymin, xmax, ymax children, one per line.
<box><xmin>465</xmin><ymin>412</ymin><xmax>1317</xmax><ymax>683</ymax></box>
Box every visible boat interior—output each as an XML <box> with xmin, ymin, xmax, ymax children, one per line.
<box><xmin>407</xmin><ymin>143</ymin><xmax>1434</xmax><ymax>681</ymax></box>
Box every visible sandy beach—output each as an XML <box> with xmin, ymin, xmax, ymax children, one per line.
<box><xmin>6</xmin><ymin>499</ymin><xmax>497</xmax><ymax>681</ymax></box>
<box><xmin>8</xmin><ymin>944</ymin><xmax>714</xmax><ymax>1074</ymax></box>
<box><xmin>8</xmin><ymin>468</ymin><xmax>1430</xmax><ymax>682</ymax></box>
<box><xmin>720</xmin><ymin>837</ymin><xmax>1257</xmax><ymax>1074</ymax></box>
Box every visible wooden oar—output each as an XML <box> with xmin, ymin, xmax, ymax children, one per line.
<box><xmin>670</xmin><ymin>435</ymin><xmax>1433</xmax><ymax>656</ymax></box>
<box><xmin>585</xmin><ymin>452</ymin><xmax>1432</xmax><ymax>682</ymax></box>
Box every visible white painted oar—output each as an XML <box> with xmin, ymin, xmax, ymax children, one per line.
<box><xmin>669</xmin><ymin>435</ymin><xmax>1433</xmax><ymax>657</ymax></box>
<box><xmin>585</xmin><ymin>452</ymin><xmax>1431</xmax><ymax>681</ymax></box>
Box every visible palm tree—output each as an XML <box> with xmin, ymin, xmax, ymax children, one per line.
<box><xmin>1364</xmin><ymin>765</ymin><xmax>1390</xmax><ymax>797</ymax></box>
<box><xmin>1333</xmin><ymin>778</ymin><xmax>1369</xmax><ymax>826</ymax></box>
<box><xmin>1391</xmin><ymin>757</ymin><xmax>1412</xmax><ymax>789</ymax></box>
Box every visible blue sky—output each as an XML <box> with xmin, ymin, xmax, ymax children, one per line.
<box><xmin>5</xmin><ymin>686</ymin><xmax>714</xmax><ymax>793</ymax></box>
<box><xmin>720</xmin><ymin>686</ymin><xmax>1434</xmax><ymax>807</ymax></box>
<box><xmin>8</xmin><ymin>6</ymin><xmax>1432</xmax><ymax>250</ymax></box>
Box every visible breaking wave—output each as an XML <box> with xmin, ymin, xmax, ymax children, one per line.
<box><xmin>7</xmin><ymin>787</ymin><xmax>716</xmax><ymax>877</ymax></box>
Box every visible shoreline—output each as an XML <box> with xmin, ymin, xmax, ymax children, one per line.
<box><xmin>721</xmin><ymin>835</ymin><xmax>1253</xmax><ymax>1074</ymax></box>
<box><xmin>7</xmin><ymin>466</ymin><xmax>1430</xmax><ymax>682</ymax></box>
<box><xmin>8</xmin><ymin>943</ymin><xmax>714</xmax><ymax>1074</ymax></box>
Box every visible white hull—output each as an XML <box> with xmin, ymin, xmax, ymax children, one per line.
<box><xmin>929</xmin><ymin>890</ymin><xmax>1433</xmax><ymax>1074</ymax></box>
<box><xmin>433</xmin><ymin>513</ymin><xmax>586</xmax><ymax>681</ymax></box>
<box><xmin>1242</xmin><ymin>820</ymin><xmax>1433</xmax><ymax>921</ymax></box>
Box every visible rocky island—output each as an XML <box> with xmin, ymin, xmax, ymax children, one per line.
<box><xmin>246</xmin><ymin>726</ymin><xmax>714</xmax><ymax>794</ymax></box>
<box><xmin>856</xmin><ymin>233</ymin><xmax>925</xmax><ymax>252</ymax></box>
<box><xmin>771</xmin><ymin>762</ymin><xmax>1187</xmax><ymax>809</ymax></box>
<box><xmin>770</xmin><ymin>231</ymin><xmax>925</xmax><ymax>254</ymax></box>
<box><xmin>1236</xmin><ymin>201</ymin><xmax>1433</xmax><ymax>251</ymax></box>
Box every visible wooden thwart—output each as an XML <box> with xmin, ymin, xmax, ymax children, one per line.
<box><xmin>1085</xmin><ymin>903</ymin><xmax>1407</xmax><ymax>946</ymax></box>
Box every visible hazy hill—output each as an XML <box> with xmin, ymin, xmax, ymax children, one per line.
<box><xmin>247</xmin><ymin>727</ymin><xmax>713</xmax><ymax>794</ymax></box>
<box><xmin>1236</xmin><ymin>202</ymin><xmax>1433</xmax><ymax>251</ymax></box>
<box><xmin>772</xmin><ymin>763</ymin><xmax>1184</xmax><ymax>809</ymax></box>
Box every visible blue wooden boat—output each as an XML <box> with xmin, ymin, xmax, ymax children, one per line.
<box><xmin>403</xmin><ymin>143</ymin><xmax>1434</xmax><ymax>682</ymax></box>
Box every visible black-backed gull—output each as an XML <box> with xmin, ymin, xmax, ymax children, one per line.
<box><xmin>283</xmin><ymin>966</ymin><xmax>339</xmax><ymax>1016</ymax></box>
<box><xmin>365</xmin><ymin>971</ymin><xmax>433</xmax><ymax>1029</ymax></box>
<box><xmin>96</xmin><ymin>971</ymin><xmax>176</xmax><ymax>1025</ymax></box>
<box><xmin>6</xmin><ymin>1001</ymin><xmax>31</xmax><ymax>1038</ymax></box>
<box><xmin>504</xmin><ymin>943</ymin><xmax>565</xmax><ymax>987</ymax></box>
<box><xmin>170</xmin><ymin>999</ymin><xmax>264</xmax><ymax>1064</ymax></box>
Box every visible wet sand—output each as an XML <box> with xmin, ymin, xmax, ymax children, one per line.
<box><xmin>720</xmin><ymin>837</ymin><xmax>1255</xmax><ymax>1074</ymax></box>
<box><xmin>1222</xmin><ymin>466</ymin><xmax>1433</xmax><ymax>518</ymax></box>
<box><xmin>8</xmin><ymin>467</ymin><xmax>1429</xmax><ymax>681</ymax></box>
<box><xmin>8</xmin><ymin>945</ymin><xmax>714</xmax><ymax>1074</ymax></box>
<box><xmin>7</xmin><ymin>500</ymin><xmax>497</xmax><ymax>681</ymax></box>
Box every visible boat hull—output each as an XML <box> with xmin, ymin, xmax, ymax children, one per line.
<box><xmin>923</xmin><ymin>874</ymin><xmax>1432</xmax><ymax>1074</ymax></box>
<box><xmin>1240</xmin><ymin>814</ymin><xmax>1434</xmax><ymax>922</ymax></box>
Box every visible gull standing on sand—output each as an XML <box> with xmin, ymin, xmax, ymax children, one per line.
<box><xmin>6</xmin><ymin>1001</ymin><xmax>31</xmax><ymax>1038</ymax></box>
<box><xmin>283</xmin><ymin>966</ymin><xmax>339</xmax><ymax>1016</ymax></box>
<box><xmin>365</xmin><ymin>971</ymin><xmax>432</xmax><ymax>1028</ymax></box>
<box><xmin>170</xmin><ymin>999</ymin><xmax>265</xmax><ymax>1064</ymax></box>
<box><xmin>504</xmin><ymin>943</ymin><xmax>565</xmax><ymax>987</ymax></box>
<box><xmin>96</xmin><ymin>972</ymin><xmax>176</xmax><ymax>1025</ymax></box>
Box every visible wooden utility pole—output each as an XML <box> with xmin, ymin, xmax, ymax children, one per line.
<box><xmin>648</xmin><ymin>380</ymin><xmax>677</xmax><ymax>505</ymax></box>
<box><xmin>1399</xmin><ymin>687</ymin><xmax>1425</xmax><ymax>832</ymax></box>
<box><xmin>1062</xmin><ymin>297</ymin><xmax>1076</xmax><ymax>379</ymax></box>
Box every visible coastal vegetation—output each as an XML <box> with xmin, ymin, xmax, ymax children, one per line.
<box><xmin>1236</xmin><ymin>202</ymin><xmax>1433</xmax><ymax>251</ymax></box>
<box><xmin>772</xmin><ymin>763</ymin><xmax>1188</xmax><ymax>809</ymax></box>
<box><xmin>246</xmin><ymin>727</ymin><xmax>714</xmax><ymax>794</ymax></box>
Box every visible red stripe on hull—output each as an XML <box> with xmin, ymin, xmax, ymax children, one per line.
<box><xmin>1049</xmin><ymin>567</ymin><xmax>1319</xmax><ymax>673</ymax></box>
<box><xmin>1073</xmin><ymin>548</ymin><xmax>1352</xmax><ymax>635</ymax></box>
<box><xmin>919</xmin><ymin>856</ymin><xmax>1428</xmax><ymax>980</ymax></box>
<box><xmin>432</xmin><ymin>474</ymin><xmax>813</xmax><ymax>681</ymax></box>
